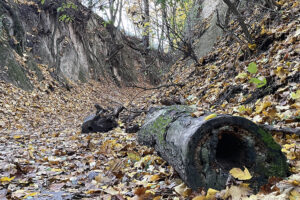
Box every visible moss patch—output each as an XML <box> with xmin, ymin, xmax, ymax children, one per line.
<box><xmin>256</xmin><ymin>128</ymin><xmax>288</xmax><ymax>178</ymax></box>
<box><xmin>257</xmin><ymin>155</ymin><xmax>288</xmax><ymax>178</ymax></box>
<box><xmin>147</xmin><ymin>105</ymin><xmax>195</xmax><ymax>145</ymax></box>
<box><xmin>28</xmin><ymin>60</ymin><xmax>43</xmax><ymax>81</ymax></box>
<box><xmin>0</xmin><ymin>42</ymin><xmax>32</xmax><ymax>90</ymax></box>
<box><xmin>258</xmin><ymin>128</ymin><xmax>281</xmax><ymax>151</ymax></box>
<box><xmin>78</xmin><ymin>68</ymin><xmax>87</xmax><ymax>82</ymax></box>
<box><xmin>7</xmin><ymin>59</ymin><xmax>32</xmax><ymax>90</ymax></box>
<box><xmin>151</xmin><ymin>114</ymin><xmax>173</xmax><ymax>144</ymax></box>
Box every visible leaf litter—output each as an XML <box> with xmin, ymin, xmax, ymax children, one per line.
<box><xmin>1</xmin><ymin>0</ymin><xmax>300</xmax><ymax>199</ymax></box>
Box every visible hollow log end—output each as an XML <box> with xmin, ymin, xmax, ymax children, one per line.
<box><xmin>185</xmin><ymin>117</ymin><xmax>289</xmax><ymax>191</ymax></box>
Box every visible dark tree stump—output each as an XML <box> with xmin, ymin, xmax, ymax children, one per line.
<box><xmin>138</xmin><ymin>105</ymin><xmax>288</xmax><ymax>191</ymax></box>
<box><xmin>82</xmin><ymin>114</ymin><xmax>117</xmax><ymax>133</ymax></box>
<box><xmin>81</xmin><ymin>105</ymin><xmax>124</xmax><ymax>133</ymax></box>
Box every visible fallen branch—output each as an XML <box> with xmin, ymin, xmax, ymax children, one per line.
<box><xmin>243</xmin><ymin>72</ymin><xmax>300</xmax><ymax>104</ymax></box>
<box><xmin>128</xmin><ymin>83</ymin><xmax>185</xmax><ymax>91</ymax></box>
<box><xmin>259</xmin><ymin>124</ymin><xmax>300</xmax><ymax>136</ymax></box>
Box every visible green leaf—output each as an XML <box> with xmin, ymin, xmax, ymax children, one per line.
<box><xmin>247</xmin><ymin>62</ymin><xmax>258</xmax><ymax>74</ymax></box>
<box><xmin>57</xmin><ymin>7</ymin><xmax>63</xmax><ymax>12</ymax></box>
<box><xmin>249</xmin><ymin>77</ymin><xmax>267</xmax><ymax>88</ymax></box>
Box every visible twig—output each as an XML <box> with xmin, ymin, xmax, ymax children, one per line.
<box><xmin>105</xmin><ymin>44</ymin><xmax>124</xmax><ymax>62</ymax></box>
<box><xmin>222</xmin><ymin>0</ymin><xmax>253</xmax><ymax>43</ymax></box>
<box><xmin>259</xmin><ymin>124</ymin><xmax>300</xmax><ymax>136</ymax></box>
<box><xmin>216</xmin><ymin>10</ymin><xmax>247</xmax><ymax>45</ymax></box>
<box><xmin>128</xmin><ymin>83</ymin><xmax>185</xmax><ymax>90</ymax></box>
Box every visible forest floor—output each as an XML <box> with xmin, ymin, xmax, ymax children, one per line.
<box><xmin>1</xmin><ymin>0</ymin><xmax>300</xmax><ymax>199</ymax></box>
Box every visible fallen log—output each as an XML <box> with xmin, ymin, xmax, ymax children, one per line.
<box><xmin>138</xmin><ymin>105</ymin><xmax>288</xmax><ymax>191</ymax></box>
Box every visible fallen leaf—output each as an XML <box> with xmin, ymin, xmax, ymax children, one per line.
<box><xmin>206</xmin><ymin>188</ymin><xmax>219</xmax><ymax>199</ymax></box>
<box><xmin>248</xmin><ymin>44</ymin><xmax>257</xmax><ymax>51</ymax></box>
<box><xmin>291</xmin><ymin>90</ymin><xmax>300</xmax><ymax>99</ymax></box>
<box><xmin>150</xmin><ymin>174</ymin><xmax>161</xmax><ymax>182</ymax></box>
<box><xmin>174</xmin><ymin>183</ymin><xmax>192</xmax><ymax>197</ymax></box>
<box><xmin>229</xmin><ymin>167</ymin><xmax>252</xmax><ymax>180</ymax></box>
<box><xmin>205</xmin><ymin>114</ymin><xmax>217</xmax><ymax>121</ymax></box>
<box><xmin>247</xmin><ymin>62</ymin><xmax>258</xmax><ymax>74</ymax></box>
<box><xmin>0</xmin><ymin>176</ymin><xmax>15</xmax><ymax>182</ymax></box>
<box><xmin>23</xmin><ymin>192</ymin><xmax>39</xmax><ymax>199</ymax></box>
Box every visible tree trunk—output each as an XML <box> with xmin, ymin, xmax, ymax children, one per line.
<box><xmin>138</xmin><ymin>105</ymin><xmax>288</xmax><ymax>191</ymax></box>
<box><xmin>162</xmin><ymin>5</ymin><xmax>173</xmax><ymax>51</ymax></box>
<box><xmin>143</xmin><ymin>0</ymin><xmax>150</xmax><ymax>51</ymax></box>
<box><xmin>222</xmin><ymin>0</ymin><xmax>253</xmax><ymax>43</ymax></box>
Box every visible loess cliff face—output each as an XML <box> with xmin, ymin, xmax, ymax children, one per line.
<box><xmin>0</xmin><ymin>0</ymin><xmax>169</xmax><ymax>90</ymax></box>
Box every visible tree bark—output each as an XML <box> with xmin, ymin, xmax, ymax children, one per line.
<box><xmin>138</xmin><ymin>105</ymin><xmax>288</xmax><ymax>191</ymax></box>
<box><xmin>143</xmin><ymin>0</ymin><xmax>150</xmax><ymax>51</ymax></box>
<box><xmin>162</xmin><ymin>4</ymin><xmax>173</xmax><ymax>51</ymax></box>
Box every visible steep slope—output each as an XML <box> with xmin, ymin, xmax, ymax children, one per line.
<box><xmin>0</xmin><ymin>0</ymin><xmax>170</xmax><ymax>90</ymax></box>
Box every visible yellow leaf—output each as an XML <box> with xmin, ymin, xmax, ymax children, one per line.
<box><xmin>229</xmin><ymin>167</ymin><xmax>252</xmax><ymax>180</ymax></box>
<box><xmin>51</xmin><ymin>168</ymin><xmax>63</xmax><ymax>172</ymax></box>
<box><xmin>260</xmin><ymin>25</ymin><xmax>266</xmax><ymax>35</ymax></box>
<box><xmin>283</xmin><ymin>143</ymin><xmax>296</xmax><ymax>150</ymax></box>
<box><xmin>235</xmin><ymin>72</ymin><xmax>248</xmax><ymax>80</ymax></box>
<box><xmin>150</xmin><ymin>174</ymin><xmax>160</xmax><ymax>182</ymax></box>
<box><xmin>127</xmin><ymin>152</ymin><xmax>141</xmax><ymax>161</ymax></box>
<box><xmin>192</xmin><ymin>196</ymin><xmax>205</xmax><ymax>200</ymax></box>
<box><xmin>205</xmin><ymin>114</ymin><xmax>217</xmax><ymax>121</ymax></box>
<box><xmin>23</xmin><ymin>192</ymin><xmax>39</xmax><ymax>199</ymax></box>
<box><xmin>13</xmin><ymin>135</ymin><xmax>22</xmax><ymax>139</ymax></box>
<box><xmin>275</xmin><ymin>66</ymin><xmax>288</xmax><ymax>79</ymax></box>
<box><xmin>255</xmin><ymin>101</ymin><xmax>272</xmax><ymax>113</ymax></box>
<box><xmin>289</xmin><ymin>189</ymin><xmax>300</xmax><ymax>200</ymax></box>
<box><xmin>291</xmin><ymin>102</ymin><xmax>300</xmax><ymax>109</ymax></box>
<box><xmin>291</xmin><ymin>180</ymin><xmax>300</xmax><ymax>186</ymax></box>
<box><xmin>281</xmin><ymin>148</ymin><xmax>289</xmax><ymax>153</ymax></box>
<box><xmin>1</xmin><ymin>176</ymin><xmax>15</xmax><ymax>182</ymax></box>
<box><xmin>206</xmin><ymin>188</ymin><xmax>219</xmax><ymax>199</ymax></box>
<box><xmin>248</xmin><ymin>43</ymin><xmax>257</xmax><ymax>50</ymax></box>
<box><xmin>291</xmin><ymin>90</ymin><xmax>300</xmax><ymax>99</ymax></box>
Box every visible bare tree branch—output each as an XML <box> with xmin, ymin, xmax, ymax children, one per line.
<box><xmin>222</xmin><ymin>0</ymin><xmax>253</xmax><ymax>43</ymax></box>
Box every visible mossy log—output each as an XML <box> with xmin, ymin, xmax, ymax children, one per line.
<box><xmin>138</xmin><ymin>105</ymin><xmax>288</xmax><ymax>191</ymax></box>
